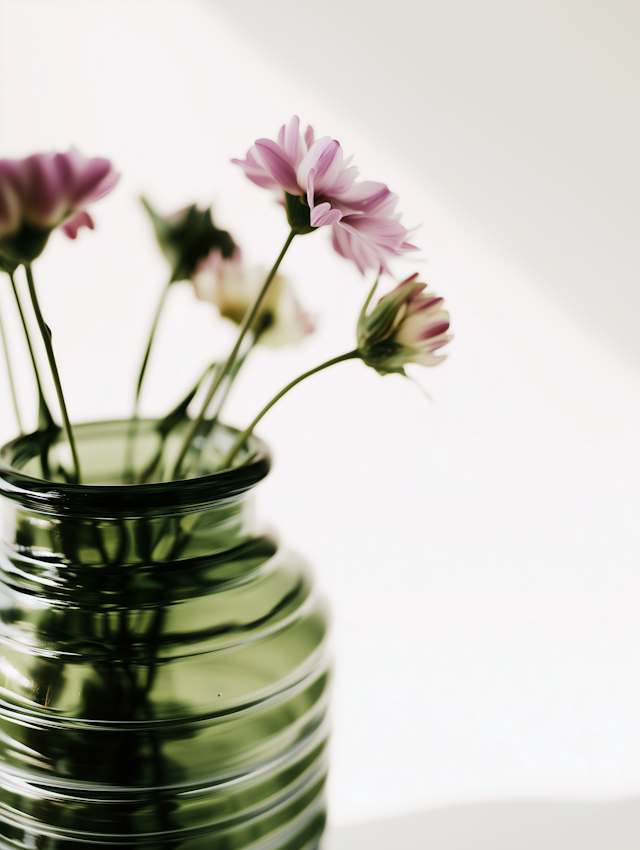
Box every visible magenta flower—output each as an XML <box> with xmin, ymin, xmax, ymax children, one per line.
<box><xmin>0</xmin><ymin>147</ymin><xmax>119</xmax><ymax>263</ymax></box>
<box><xmin>232</xmin><ymin>116</ymin><xmax>416</xmax><ymax>274</ymax></box>
<box><xmin>357</xmin><ymin>274</ymin><xmax>452</xmax><ymax>375</ymax></box>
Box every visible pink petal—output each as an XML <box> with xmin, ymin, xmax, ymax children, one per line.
<box><xmin>310</xmin><ymin>201</ymin><xmax>342</xmax><ymax>227</ymax></box>
<box><xmin>254</xmin><ymin>139</ymin><xmax>300</xmax><ymax>194</ymax></box>
<box><xmin>329</xmin><ymin>165</ymin><xmax>359</xmax><ymax>196</ymax></box>
<box><xmin>304</xmin><ymin>125</ymin><xmax>315</xmax><ymax>150</ymax></box>
<box><xmin>297</xmin><ymin>137</ymin><xmax>343</xmax><ymax>196</ymax></box>
<box><xmin>336</xmin><ymin>181</ymin><xmax>395</xmax><ymax>215</ymax></box>
<box><xmin>332</xmin><ymin>220</ymin><xmax>384</xmax><ymax>275</ymax></box>
<box><xmin>420</xmin><ymin>319</ymin><xmax>450</xmax><ymax>340</ymax></box>
<box><xmin>73</xmin><ymin>160</ymin><xmax>119</xmax><ymax>205</ymax></box>
<box><xmin>60</xmin><ymin>210</ymin><xmax>94</xmax><ymax>239</ymax></box>
<box><xmin>23</xmin><ymin>154</ymin><xmax>67</xmax><ymax>226</ymax></box>
<box><xmin>281</xmin><ymin>115</ymin><xmax>302</xmax><ymax>167</ymax></box>
<box><xmin>231</xmin><ymin>147</ymin><xmax>280</xmax><ymax>191</ymax></box>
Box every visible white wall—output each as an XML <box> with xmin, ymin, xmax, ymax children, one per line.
<box><xmin>0</xmin><ymin>0</ymin><xmax>638</xmax><ymax>827</ymax></box>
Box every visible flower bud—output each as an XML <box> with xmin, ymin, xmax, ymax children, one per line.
<box><xmin>191</xmin><ymin>248</ymin><xmax>314</xmax><ymax>348</ymax></box>
<box><xmin>142</xmin><ymin>198</ymin><xmax>235</xmax><ymax>283</ymax></box>
<box><xmin>357</xmin><ymin>274</ymin><xmax>452</xmax><ymax>375</ymax></box>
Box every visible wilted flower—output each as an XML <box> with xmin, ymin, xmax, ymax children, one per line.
<box><xmin>142</xmin><ymin>198</ymin><xmax>235</xmax><ymax>283</ymax></box>
<box><xmin>191</xmin><ymin>248</ymin><xmax>314</xmax><ymax>348</ymax></box>
<box><xmin>357</xmin><ymin>274</ymin><xmax>452</xmax><ymax>375</ymax></box>
<box><xmin>232</xmin><ymin>115</ymin><xmax>416</xmax><ymax>275</ymax></box>
<box><xmin>0</xmin><ymin>148</ymin><xmax>119</xmax><ymax>263</ymax></box>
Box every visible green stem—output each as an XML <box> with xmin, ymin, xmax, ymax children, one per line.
<box><xmin>171</xmin><ymin>230</ymin><xmax>296</xmax><ymax>478</ymax></box>
<box><xmin>0</xmin><ymin>296</ymin><xmax>23</xmax><ymax>434</ymax></box>
<box><xmin>25</xmin><ymin>263</ymin><xmax>81</xmax><ymax>483</ymax></box>
<box><xmin>10</xmin><ymin>272</ymin><xmax>54</xmax><ymax>428</ymax></box>
<box><xmin>124</xmin><ymin>278</ymin><xmax>172</xmax><ymax>482</ymax></box>
<box><xmin>220</xmin><ymin>350</ymin><xmax>361</xmax><ymax>470</ymax></box>
<box><xmin>134</xmin><ymin>278</ymin><xmax>172</xmax><ymax>415</ymax></box>
<box><xmin>182</xmin><ymin>339</ymin><xmax>255</xmax><ymax>479</ymax></box>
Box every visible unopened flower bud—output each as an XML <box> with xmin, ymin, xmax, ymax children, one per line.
<box><xmin>357</xmin><ymin>274</ymin><xmax>452</xmax><ymax>375</ymax></box>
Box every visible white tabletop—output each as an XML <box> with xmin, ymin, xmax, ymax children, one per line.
<box><xmin>326</xmin><ymin>799</ymin><xmax>640</xmax><ymax>849</ymax></box>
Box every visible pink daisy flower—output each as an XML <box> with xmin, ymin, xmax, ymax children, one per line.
<box><xmin>233</xmin><ymin>116</ymin><xmax>416</xmax><ymax>275</ymax></box>
<box><xmin>0</xmin><ymin>147</ymin><xmax>119</xmax><ymax>263</ymax></box>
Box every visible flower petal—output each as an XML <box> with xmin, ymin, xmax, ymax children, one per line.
<box><xmin>231</xmin><ymin>146</ymin><xmax>280</xmax><ymax>190</ymax></box>
<box><xmin>254</xmin><ymin>139</ymin><xmax>301</xmax><ymax>194</ymax></box>
<box><xmin>281</xmin><ymin>115</ymin><xmax>304</xmax><ymax>169</ymax></box>
<box><xmin>336</xmin><ymin>181</ymin><xmax>395</xmax><ymax>215</ymax></box>
<box><xmin>23</xmin><ymin>154</ymin><xmax>67</xmax><ymax>226</ymax></box>
<box><xmin>60</xmin><ymin>210</ymin><xmax>94</xmax><ymax>239</ymax></box>
<box><xmin>304</xmin><ymin>125</ymin><xmax>315</xmax><ymax>150</ymax></box>
<box><xmin>310</xmin><ymin>201</ymin><xmax>342</xmax><ymax>227</ymax></box>
<box><xmin>297</xmin><ymin>137</ymin><xmax>344</xmax><ymax>196</ymax></box>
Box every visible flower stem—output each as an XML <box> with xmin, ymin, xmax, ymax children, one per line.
<box><xmin>134</xmin><ymin>278</ymin><xmax>172</xmax><ymax>415</ymax></box>
<box><xmin>220</xmin><ymin>350</ymin><xmax>361</xmax><ymax>470</ymax></box>
<box><xmin>9</xmin><ymin>272</ymin><xmax>55</xmax><ymax>429</ymax></box>
<box><xmin>181</xmin><ymin>336</ymin><xmax>256</xmax><ymax>479</ymax></box>
<box><xmin>124</xmin><ymin>278</ymin><xmax>172</xmax><ymax>482</ymax></box>
<box><xmin>171</xmin><ymin>229</ymin><xmax>296</xmax><ymax>478</ymax></box>
<box><xmin>0</xmin><ymin>295</ymin><xmax>23</xmax><ymax>433</ymax></box>
<box><xmin>25</xmin><ymin>263</ymin><xmax>81</xmax><ymax>483</ymax></box>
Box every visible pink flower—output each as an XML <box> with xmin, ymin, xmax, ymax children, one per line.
<box><xmin>0</xmin><ymin>147</ymin><xmax>119</xmax><ymax>262</ymax></box>
<box><xmin>357</xmin><ymin>274</ymin><xmax>452</xmax><ymax>374</ymax></box>
<box><xmin>233</xmin><ymin>116</ymin><xmax>416</xmax><ymax>275</ymax></box>
<box><xmin>191</xmin><ymin>248</ymin><xmax>314</xmax><ymax>348</ymax></box>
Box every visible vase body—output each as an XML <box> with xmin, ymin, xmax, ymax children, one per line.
<box><xmin>0</xmin><ymin>421</ymin><xmax>329</xmax><ymax>849</ymax></box>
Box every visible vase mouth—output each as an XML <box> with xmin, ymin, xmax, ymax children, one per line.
<box><xmin>0</xmin><ymin>418</ymin><xmax>271</xmax><ymax>517</ymax></box>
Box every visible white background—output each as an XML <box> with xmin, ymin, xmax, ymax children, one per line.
<box><xmin>0</xmin><ymin>0</ymin><xmax>638</xmax><ymax>828</ymax></box>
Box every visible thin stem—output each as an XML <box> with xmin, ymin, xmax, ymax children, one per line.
<box><xmin>123</xmin><ymin>278</ymin><xmax>171</xmax><ymax>482</ymax></box>
<box><xmin>220</xmin><ymin>350</ymin><xmax>360</xmax><ymax>470</ymax></box>
<box><xmin>182</xmin><ymin>339</ymin><xmax>255</xmax><ymax>479</ymax></box>
<box><xmin>0</xmin><ymin>298</ymin><xmax>23</xmax><ymax>433</ymax></box>
<box><xmin>171</xmin><ymin>230</ymin><xmax>296</xmax><ymax>478</ymax></box>
<box><xmin>134</xmin><ymin>278</ymin><xmax>172</xmax><ymax>415</ymax></box>
<box><xmin>10</xmin><ymin>272</ymin><xmax>54</xmax><ymax>428</ymax></box>
<box><xmin>25</xmin><ymin>263</ymin><xmax>81</xmax><ymax>483</ymax></box>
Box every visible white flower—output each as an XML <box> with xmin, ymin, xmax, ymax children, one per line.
<box><xmin>191</xmin><ymin>248</ymin><xmax>314</xmax><ymax>348</ymax></box>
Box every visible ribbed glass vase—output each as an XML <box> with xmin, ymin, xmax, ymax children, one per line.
<box><xmin>0</xmin><ymin>420</ymin><xmax>330</xmax><ymax>849</ymax></box>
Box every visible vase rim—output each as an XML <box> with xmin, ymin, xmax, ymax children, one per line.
<box><xmin>0</xmin><ymin>418</ymin><xmax>271</xmax><ymax>517</ymax></box>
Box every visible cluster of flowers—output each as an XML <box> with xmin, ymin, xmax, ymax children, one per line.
<box><xmin>0</xmin><ymin>117</ymin><xmax>452</xmax><ymax>482</ymax></box>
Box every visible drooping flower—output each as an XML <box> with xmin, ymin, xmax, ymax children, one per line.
<box><xmin>142</xmin><ymin>198</ymin><xmax>236</xmax><ymax>283</ymax></box>
<box><xmin>232</xmin><ymin>115</ymin><xmax>416</xmax><ymax>275</ymax></box>
<box><xmin>0</xmin><ymin>148</ymin><xmax>120</xmax><ymax>263</ymax></box>
<box><xmin>191</xmin><ymin>248</ymin><xmax>314</xmax><ymax>348</ymax></box>
<box><xmin>357</xmin><ymin>274</ymin><xmax>452</xmax><ymax>375</ymax></box>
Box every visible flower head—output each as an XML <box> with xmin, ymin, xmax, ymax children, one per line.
<box><xmin>233</xmin><ymin>115</ymin><xmax>416</xmax><ymax>275</ymax></box>
<box><xmin>357</xmin><ymin>274</ymin><xmax>452</xmax><ymax>375</ymax></box>
<box><xmin>0</xmin><ymin>148</ymin><xmax>119</xmax><ymax>263</ymax></box>
<box><xmin>191</xmin><ymin>248</ymin><xmax>314</xmax><ymax>348</ymax></box>
<box><xmin>142</xmin><ymin>198</ymin><xmax>235</xmax><ymax>283</ymax></box>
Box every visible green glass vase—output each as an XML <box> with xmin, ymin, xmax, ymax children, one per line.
<box><xmin>0</xmin><ymin>420</ymin><xmax>330</xmax><ymax>849</ymax></box>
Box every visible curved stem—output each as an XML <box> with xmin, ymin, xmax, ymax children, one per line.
<box><xmin>220</xmin><ymin>350</ymin><xmax>360</xmax><ymax>470</ymax></box>
<box><xmin>25</xmin><ymin>263</ymin><xmax>81</xmax><ymax>483</ymax></box>
<box><xmin>0</xmin><ymin>295</ymin><xmax>23</xmax><ymax>433</ymax></box>
<box><xmin>10</xmin><ymin>272</ymin><xmax>54</xmax><ymax>428</ymax></box>
<box><xmin>171</xmin><ymin>230</ymin><xmax>296</xmax><ymax>478</ymax></box>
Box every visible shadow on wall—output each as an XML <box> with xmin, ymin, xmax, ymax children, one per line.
<box><xmin>326</xmin><ymin>798</ymin><xmax>640</xmax><ymax>850</ymax></box>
